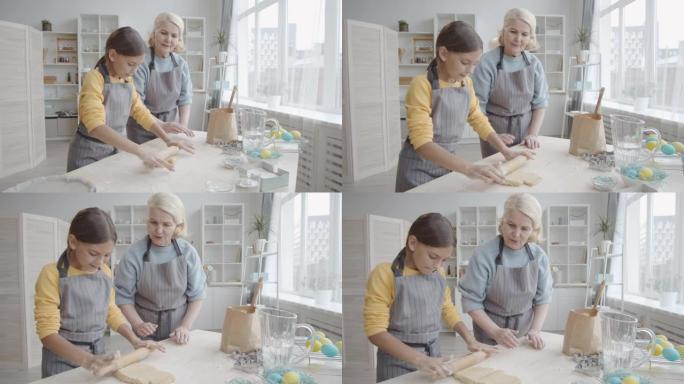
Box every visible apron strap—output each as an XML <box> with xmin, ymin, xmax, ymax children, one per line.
<box><xmin>57</xmin><ymin>250</ymin><xmax>69</xmax><ymax>278</ymax></box>
<box><xmin>496</xmin><ymin>46</ymin><xmax>504</xmax><ymax>70</ymax></box>
<box><xmin>143</xmin><ymin>236</ymin><xmax>183</xmax><ymax>262</ymax></box>
<box><xmin>495</xmin><ymin>236</ymin><xmax>535</xmax><ymax>265</ymax></box>
<box><xmin>521</xmin><ymin>50</ymin><xmax>531</xmax><ymax>66</ymax></box>
<box><xmin>97</xmin><ymin>63</ymin><xmax>111</xmax><ymax>84</ymax></box>
<box><xmin>149</xmin><ymin>48</ymin><xmax>180</xmax><ymax>70</ymax></box>
<box><xmin>426</xmin><ymin>61</ymin><xmax>465</xmax><ymax>90</ymax></box>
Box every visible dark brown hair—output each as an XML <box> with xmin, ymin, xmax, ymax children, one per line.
<box><xmin>95</xmin><ymin>26</ymin><xmax>147</xmax><ymax>67</ymax></box>
<box><xmin>429</xmin><ymin>21</ymin><xmax>483</xmax><ymax>68</ymax></box>
<box><xmin>406</xmin><ymin>213</ymin><xmax>455</xmax><ymax>248</ymax></box>
<box><xmin>68</xmin><ymin>207</ymin><xmax>117</xmax><ymax>245</ymax></box>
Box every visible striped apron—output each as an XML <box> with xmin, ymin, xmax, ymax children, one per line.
<box><xmin>480</xmin><ymin>47</ymin><xmax>536</xmax><ymax>158</ymax></box>
<box><xmin>66</xmin><ymin>63</ymin><xmax>134</xmax><ymax>171</ymax></box>
<box><xmin>473</xmin><ymin>236</ymin><xmax>539</xmax><ymax>345</ymax></box>
<box><xmin>134</xmin><ymin>236</ymin><xmax>188</xmax><ymax>341</ymax></box>
<box><xmin>41</xmin><ymin>251</ymin><xmax>110</xmax><ymax>378</ymax></box>
<box><xmin>377</xmin><ymin>249</ymin><xmax>445</xmax><ymax>382</ymax></box>
<box><xmin>395</xmin><ymin>63</ymin><xmax>469</xmax><ymax>192</ymax></box>
<box><xmin>126</xmin><ymin>48</ymin><xmax>182</xmax><ymax>144</ymax></box>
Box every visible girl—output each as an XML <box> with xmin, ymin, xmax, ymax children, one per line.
<box><xmin>67</xmin><ymin>26</ymin><xmax>195</xmax><ymax>172</ymax></box>
<box><xmin>458</xmin><ymin>193</ymin><xmax>553</xmax><ymax>350</ymax></box>
<box><xmin>126</xmin><ymin>12</ymin><xmax>193</xmax><ymax>144</ymax></box>
<box><xmin>472</xmin><ymin>8</ymin><xmax>549</xmax><ymax>157</ymax></box>
<box><xmin>35</xmin><ymin>208</ymin><xmax>164</xmax><ymax>378</ymax></box>
<box><xmin>396</xmin><ymin>21</ymin><xmax>534</xmax><ymax>192</ymax></box>
<box><xmin>115</xmin><ymin>192</ymin><xmax>206</xmax><ymax>344</ymax></box>
<box><xmin>364</xmin><ymin>213</ymin><xmax>495</xmax><ymax>382</ymax></box>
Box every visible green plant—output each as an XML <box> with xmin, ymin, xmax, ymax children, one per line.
<box><xmin>249</xmin><ymin>214</ymin><xmax>271</xmax><ymax>239</ymax></box>
<box><xmin>594</xmin><ymin>215</ymin><xmax>612</xmax><ymax>240</ymax></box>
<box><xmin>398</xmin><ymin>20</ymin><xmax>408</xmax><ymax>25</ymax></box>
<box><xmin>214</xmin><ymin>29</ymin><xmax>228</xmax><ymax>51</ymax></box>
<box><xmin>575</xmin><ymin>27</ymin><xmax>592</xmax><ymax>50</ymax></box>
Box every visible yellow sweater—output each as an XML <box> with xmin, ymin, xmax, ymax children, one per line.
<box><xmin>364</xmin><ymin>262</ymin><xmax>462</xmax><ymax>337</ymax></box>
<box><xmin>79</xmin><ymin>68</ymin><xmax>156</xmax><ymax>132</ymax></box>
<box><xmin>34</xmin><ymin>262</ymin><xmax>128</xmax><ymax>340</ymax></box>
<box><xmin>405</xmin><ymin>74</ymin><xmax>495</xmax><ymax>149</ymax></box>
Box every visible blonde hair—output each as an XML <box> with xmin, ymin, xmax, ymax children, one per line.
<box><xmin>491</xmin><ymin>8</ymin><xmax>539</xmax><ymax>51</ymax></box>
<box><xmin>498</xmin><ymin>193</ymin><xmax>544</xmax><ymax>243</ymax></box>
<box><xmin>148</xmin><ymin>12</ymin><xmax>185</xmax><ymax>52</ymax></box>
<box><xmin>147</xmin><ymin>192</ymin><xmax>187</xmax><ymax>237</ymax></box>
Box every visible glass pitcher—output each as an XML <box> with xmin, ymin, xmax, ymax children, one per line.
<box><xmin>239</xmin><ymin>107</ymin><xmax>267</xmax><ymax>154</ymax></box>
<box><xmin>600</xmin><ymin>311</ymin><xmax>655</xmax><ymax>375</ymax></box>
<box><xmin>259</xmin><ymin>307</ymin><xmax>315</xmax><ymax>371</ymax></box>
<box><xmin>610</xmin><ymin>114</ymin><xmax>660</xmax><ymax>168</ymax></box>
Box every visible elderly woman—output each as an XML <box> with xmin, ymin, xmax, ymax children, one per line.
<box><xmin>472</xmin><ymin>8</ymin><xmax>549</xmax><ymax>157</ymax></box>
<box><xmin>126</xmin><ymin>11</ymin><xmax>193</xmax><ymax>144</ymax></box>
<box><xmin>458</xmin><ymin>193</ymin><xmax>553</xmax><ymax>350</ymax></box>
<box><xmin>115</xmin><ymin>192</ymin><xmax>206</xmax><ymax>344</ymax></box>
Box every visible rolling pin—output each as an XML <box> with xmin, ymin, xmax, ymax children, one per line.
<box><xmin>94</xmin><ymin>348</ymin><xmax>151</xmax><ymax>377</ymax></box>
<box><xmin>447</xmin><ymin>351</ymin><xmax>488</xmax><ymax>373</ymax></box>
<box><xmin>499</xmin><ymin>156</ymin><xmax>528</xmax><ymax>176</ymax></box>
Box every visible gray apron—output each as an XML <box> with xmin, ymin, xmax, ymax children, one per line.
<box><xmin>395</xmin><ymin>63</ymin><xmax>470</xmax><ymax>192</ymax></box>
<box><xmin>480</xmin><ymin>47</ymin><xmax>536</xmax><ymax>158</ymax></box>
<box><xmin>42</xmin><ymin>251</ymin><xmax>110</xmax><ymax>378</ymax></box>
<box><xmin>134</xmin><ymin>236</ymin><xmax>188</xmax><ymax>341</ymax></box>
<box><xmin>126</xmin><ymin>48</ymin><xmax>182</xmax><ymax>144</ymax></box>
<box><xmin>66</xmin><ymin>63</ymin><xmax>134</xmax><ymax>171</ymax></box>
<box><xmin>377</xmin><ymin>249</ymin><xmax>445</xmax><ymax>382</ymax></box>
<box><xmin>473</xmin><ymin>236</ymin><xmax>539</xmax><ymax>346</ymax></box>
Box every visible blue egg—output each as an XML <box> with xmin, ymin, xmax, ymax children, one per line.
<box><xmin>626</xmin><ymin>169</ymin><xmax>638</xmax><ymax>179</ymax></box>
<box><xmin>608</xmin><ymin>377</ymin><xmax>622</xmax><ymax>384</ymax></box>
<box><xmin>661</xmin><ymin>144</ymin><xmax>676</xmax><ymax>155</ymax></box>
<box><xmin>321</xmin><ymin>343</ymin><xmax>339</xmax><ymax>357</ymax></box>
<box><xmin>266</xmin><ymin>372</ymin><xmax>283</xmax><ymax>384</ymax></box>
<box><xmin>662</xmin><ymin>347</ymin><xmax>681</xmax><ymax>361</ymax></box>
<box><xmin>282</xmin><ymin>131</ymin><xmax>293</xmax><ymax>141</ymax></box>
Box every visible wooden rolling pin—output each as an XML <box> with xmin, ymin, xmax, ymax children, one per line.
<box><xmin>448</xmin><ymin>351</ymin><xmax>488</xmax><ymax>373</ymax></box>
<box><xmin>500</xmin><ymin>156</ymin><xmax>528</xmax><ymax>176</ymax></box>
<box><xmin>157</xmin><ymin>146</ymin><xmax>180</xmax><ymax>160</ymax></box>
<box><xmin>94</xmin><ymin>348</ymin><xmax>151</xmax><ymax>377</ymax></box>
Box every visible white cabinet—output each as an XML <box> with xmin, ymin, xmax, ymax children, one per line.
<box><xmin>0</xmin><ymin>21</ymin><xmax>46</xmax><ymax>179</ymax></box>
<box><xmin>530</xmin><ymin>15</ymin><xmax>565</xmax><ymax>93</ymax></box>
<box><xmin>201</xmin><ymin>204</ymin><xmax>244</xmax><ymax>286</ymax></box>
<box><xmin>180</xmin><ymin>17</ymin><xmax>206</xmax><ymax>92</ymax></box>
<box><xmin>0</xmin><ymin>213</ymin><xmax>68</xmax><ymax>368</ymax></box>
<box><xmin>42</xmin><ymin>31</ymin><xmax>79</xmax><ymax>138</ymax></box>
<box><xmin>111</xmin><ymin>205</ymin><xmax>148</xmax><ymax>272</ymax></box>
<box><xmin>77</xmin><ymin>14</ymin><xmax>119</xmax><ymax>91</ymax></box>
<box><xmin>545</xmin><ymin>205</ymin><xmax>590</xmax><ymax>288</ymax></box>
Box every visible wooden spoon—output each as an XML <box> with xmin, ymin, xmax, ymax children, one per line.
<box><xmin>250</xmin><ymin>277</ymin><xmax>263</xmax><ymax>309</ymax></box>
<box><xmin>590</xmin><ymin>280</ymin><xmax>607</xmax><ymax>316</ymax></box>
<box><xmin>593</xmin><ymin>87</ymin><xmax>605</xmax><ymax>116</ymax></box>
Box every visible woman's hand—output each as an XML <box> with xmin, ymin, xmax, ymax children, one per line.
<box><xmin>501</xmin><ymin>148</ymin><xmax>535</xmax><ymax>162</ymax></box>
<box><xmin>497</xmin><ymin>133</ymin><xmax>516</xmax><ymax>145</ymax></box>
<box><xmin>492</xmin><ymin>328</ymin><xmax>520</xmax><ymax>349</ymax></box>
<box><xmin>522</xmin><ymin>134</ymin><xmax>540</xmax><ymax>149</ymax></box>
<box><xmin>169</xmin><ymin>326</ymin><xmax>190</xmax><ymax>344</ymax></box>
<box><xmin>131</xmin><ymin>338</ymin><xmax>166</xmax><ymax>352</ymax></box>
<box><xmin>133</xmin><ymin>321</ymin><xmax>158</xmax><ymax>338</ymax></box>
<box><xmin>82</xmin><ymin>351</ymin><xmax>120</xmax><ymax>376</ymax></box>
<box><xmin>413</xmin><ymin>355</ymin><xmax>452</xmax><ymax>379</ymax></box>
<box><xmin>137</xmin><ymin>147</ymin><xmax>175</xmax><ymax>171</ymax></box>
<box><xmin>464</xmin><ymin>164</ymin><xmax>506</xmax><ymax>184</ymax></box>
<box><xmin>160</xmin><ymin>122</ymin><xmax>194</xmax><ymax>137</ymax></box>
<box><xmin>526</xmin><ymin>330</ymin><xmax>545</xmax><ymax>350</ymax></box>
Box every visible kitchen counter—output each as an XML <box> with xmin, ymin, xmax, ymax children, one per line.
<box><xmin>65</xmin><ymin>131</ymin><xmax>298</xmax><ymax>192</ymax></box>
<box><xmin>410</xmin><ymin>136</ymin><xmax>684</xmax><ymax>192</ymax></box>
<box><xmin>30</xmin><ymin>330</ymin><xmax>341</xmax><ymax>383</ymax></box>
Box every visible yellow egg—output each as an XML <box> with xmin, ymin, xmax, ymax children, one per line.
<box><xmin>661</xmin><ymin>341</ymin><xmax>674</xmax><ymax>349</ymax></box>
<box><xmin>260</xmin><ymin>149</ymin><xmax>272</xmax><ymax>159</ymax></box>
<box><xmin>675</xmin><ymin>344</ymin><xmax>684</xmax><ymax>357</ymax></box>
<box><xmin>673</xmin><ymin>142</ymin><xmax>684</xmax><ymax>153</ymax></box>
<box><xmin>315</xmin><ymin>330</ymin><xmax>326</xmax><ymax>339</ymax></box>
<box><xmin>320</xmin><ymin>337</ymin><xmax>332</xmax><ymax>345</ymax></box>
<box><xmin>656</xmin><ymin>334</ymin><xmax>668</xmax><ymax>342</ymax></box>
<box><xmin>312</xmin><ymin>340</ymin><xmax>322</xmax><ymax>352</ymax></box>
<box><xmin>652</xmin><ymin>343</ymin><xmax>663</xmax><ymax>356</ymax></box>
<box><xmin>291</xmin><ymin>130</ymin><xmax>302</xmax><ymax>139</ymax></box>
<box><xmin>645</xmin><ymin>140</ymin><xmax>659</xmax><ymax>151</ymax></box>
<box><xmin>335</xmin><ymin>340</ymin><xmax>344</xmax><ymax>352</ymax></box>
<box><xmin>638</xmin><ymin>167</ymin><xmax>653</xmax><ymax>180</ymax></box>
<box><xmin>622</xmin><ymin>375</ymin><xmax>639</xmax><ymax>384</ymax></box>
<box><xmin>282</xmin><ymin>371</ymin><xmax>300</xmax><ymax>384</ymax></box>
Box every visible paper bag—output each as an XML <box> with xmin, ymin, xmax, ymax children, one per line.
<box><xmin>569</xmin><ymin>113</ymin><xmax>606</xmax><ymax>155</ymax></box>
<box><xmin>220</xmin><ymin>305</ymin><xmax>261</xmax><ymax>353</ymax></box>
<box><xmin>206</xmin><ymin>107</ymin><xmax>237</xmax><ymax>144</ymax></box>
<box><xmin>562</xmin><ymin>308</ymin><xmax>602</xmax><ymax>355</ymax></box>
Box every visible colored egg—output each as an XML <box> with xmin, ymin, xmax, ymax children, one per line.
<box><xmin>249</xmin><ymin>149</ymin><xmax>261</xmax><ymax>158</ymax></box>
<box><xmin>645</xmin><ymin>140</ymin><xmax>659</xmax><ymax>151</ymax></box>
<box><xmin>291</xmin><ymin>130</ymin><xmax>301</xmax><ymax>139</ymax></box>
<box><xmin>661</xmin><ymin>340</ymin><xmax>674</xmax><ymax>349</ymax></box>
<box><xmin>315</xmin><ymin>331</ymin><xmax>326</xmax><ymax>339</ymax></box>
<box><xmin>335</xmin><ymin>340</ymin><xmax>344</xmax><ymax>352</ymax></box>
<box><xmin>625</xmin><ymin>168</ymin><xmax>638</xmax><ymax>179</ymax></box>
<box><xmin>675</xmin><ymin>344</ymin><xmax>684</xmax><ymax>357</ymax></box>
<box><xmin>652</xmin><ymin>343</ymin><xmax>663</xmax><ymax>356</ymax></box>
<box><xmin>672</xmin><ymin>142</ymin><xmax>684</xmax><ymax>153</ymax></box>
<box><xmin>282</xmin><ymin>131</ymin><xmax>293</xmax><ymax>141</ymax></box>
<box><xmin>312</xmin><ymin>340</ymin><xmax>322</xmax><ymax>352</ymax></box>
<box><xmin>663</xmin><ymin>347</ymin><xmax>680</xmax><ymax>361</ymax></box>
<box><xmin>622</xmin><ymin>375</ymin><xmax>640</xmax><ymax>384</ymax></box>
<box><xmin>260</xmin><ymin>149</ymin><xmax>272</xmax><ymax>159</ymax></box>
<box><xmin>321</xmin><ymin>343</ymin><xmax>339</xmax><ymax>357</ymax></box>
<box><xmin>661</xmin><ymin>143</ymin><xmax>676</xmax><ymax>155</ymax></box>
<box><xmin>638</xmin><ymin>167</ymin><xmax>653</xmax><ymax>180</ymax></box>
<box><xmin>282</xmin><ymin>371</ymin><xmax>300</xmax><ymax>384</ymax></box>
<box><xmin>656</xmin><ymin>334</ymin><xmax>668</xmax><ymax>343</ymax></box>
<box><xmin>320</xmin><ymin>337</ymin><xmax>332</xmax><ymax>345</ymax></box>
<box><xmin>608</xmin><ymin>377</ymin><xmax>622</xmax><ymax>384</ymax></box>
<box><xmin>266</xmin><ymin>373</ymin><xmax>283</xmax><ymax>384</ymax></box>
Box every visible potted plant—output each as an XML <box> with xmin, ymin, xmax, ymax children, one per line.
<box><xmin>659</xmin><ymin>274</ymin><xmax>680</xmax><ymax>308</ymax></box>
<box><xmin>551</xmin><ymin>265</ymin><xmax>563</xmax><ymax>285</ymax></box>
<box><xmin>41</xmin><ymin>19</ymin><xmax>52</xmax><ymax>32</ymax></box>
<box><xmin>627</xmin><ymin>82</ymin><xmax>657</xmax><ymax>112</ymax></box>
<box><xmin>214</xmin><ymin>29</ymin><xmax>229</xmax><ymax>63</ymax></box>
<box><xmin>398</xmin><ymin>20</ymin><xmax>409</xmax><ymax>32</ymax></box>
<box><xmin>249</xmin><ymin>214</ymin><xmax>271</xmax><ymax>254</ymax></box>
<box><xmin>575</xmin><ymin>27</ymin><xmax>592</xmax><ymax>64</ymax></box>
<box><xmin>594</xmin><ymin>215</ymin><xmax>612</xmax><ymax>256</ymax></box>
<box><xmin>203</xmin><ymin>264</ymin><xmax>216</xmax><ymax>283</ymax></box>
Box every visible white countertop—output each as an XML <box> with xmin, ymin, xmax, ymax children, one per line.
<box><xmin>383</xmin><ymin>332</ymin><xmax>684</xmax><ymax>383</ymax></box>
<box><xmin>410</xmin><ymin>136</ymin><xmax>684</xmax><ymax>192</ymax></box>
<box><xmin>66</xmin><ymin>131</ymin><xmax>299</xmax><ymax>192</ymax></box>
<box><xmin>30</xmin><ymin>330</ymin><xmax>341</xmax><ymax>384</ymax></box>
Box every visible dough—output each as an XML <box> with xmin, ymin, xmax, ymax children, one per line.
<box><xmin>454</xmin><ymin>366</ymin><xmax>521</xmax><ymax>384</ymax></box>
<box><xmin>504</xmin><ymin>172</ymin><xmax>542</xmax><ymax>187</ymax></box>
<box><xmin>113</xmin><ymin>363</ymin><xmax>175</xmax><ymax>384</ymax></box>
<box><xmin>167</xmin><ymin>156</ymin><xmax>177</xmax><ymax>165</ymax></box>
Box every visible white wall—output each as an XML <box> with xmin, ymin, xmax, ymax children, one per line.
<box><xmin>0</xmin><ymin>0</ymin><xmax>224</xmax><ymax>131</ymax></box>
<box><xmin>343</xmin><ymin>0</ymin><xmax>584</xmax><ymax>137</ymax></box>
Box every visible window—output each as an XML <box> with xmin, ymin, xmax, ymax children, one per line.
<box><xmin>276</xmin><ymin>193</ymin><xmax>342</xmax><ymax>306</ymax></box>
<box><xmin>237</xmin><ymin>0</ymin><xmax>342</xmax><ymax>113</ymax></box>
<box><xmin>598</xmin><ymin>0</ymin><xmax>684</xmax><ymax>115</ymax></box>
<box><xmin>623</xmin><ymin>193</ymin><xmax>683</xmax><ymax>304</ymax></box>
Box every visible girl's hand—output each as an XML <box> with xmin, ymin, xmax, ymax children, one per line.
<box><xmin>465</xmin><ymin>164</ymin><xmax>506</xmax><ymax>184</ymax></box>
<box><xmin>526</xmin><ymin>330</ymin><xmax>545</xmax><ymax>350</ymax></box>
<box><xmin>466</xmin><ymin>340</ymin><xmax>500</xmax><ymax>355</ymax></box>
<box><xmin>167</xmin><ymin>139</ymin><xmax>195</xmax><ymax>155</ymax></box>
<box><xmin>413</xmin><ymin>355</ymin><xmax>452</xmax><ymax>379</ymax></box>
<box><xmin>82</xmin><ymin>351</ymin><xmax>120</xmax><ymax>376</ymax></box>
<box><xmin>132</xmin><ymin>338</ymin><xmax>166</xmax><ymax>352</ymax></box>
<box><xmin>523</xmin><ymin>134</ymin><xmax>540</xmax><ymax>149</ymax></box>
<box><xmin>132</xmin><ymin>321</ymin><xmax>158</xmax><ymax>338</ymax></box>
<box><xmin>492</xmin><ymin>328</ymin><xmax>520</xmax><ymax>349</ymax></box>
<box><xmin>497</xmin><ymin>133</ymin><xmax>516</xmax><ymax>145</ymax></box>
<box><xmin>138</xmin><ymin>148</ymin><xmax>175</xmax><ymax>171</ymax></box>
<box><xmin>501</xmin><ymin>148</ymin><xmax>535</xmax><ymax>162</ymax></box>
<box><xmin>161</xmin><ymin>122</ymin><xmax>194</xmax><ymax>137</ymax></box>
